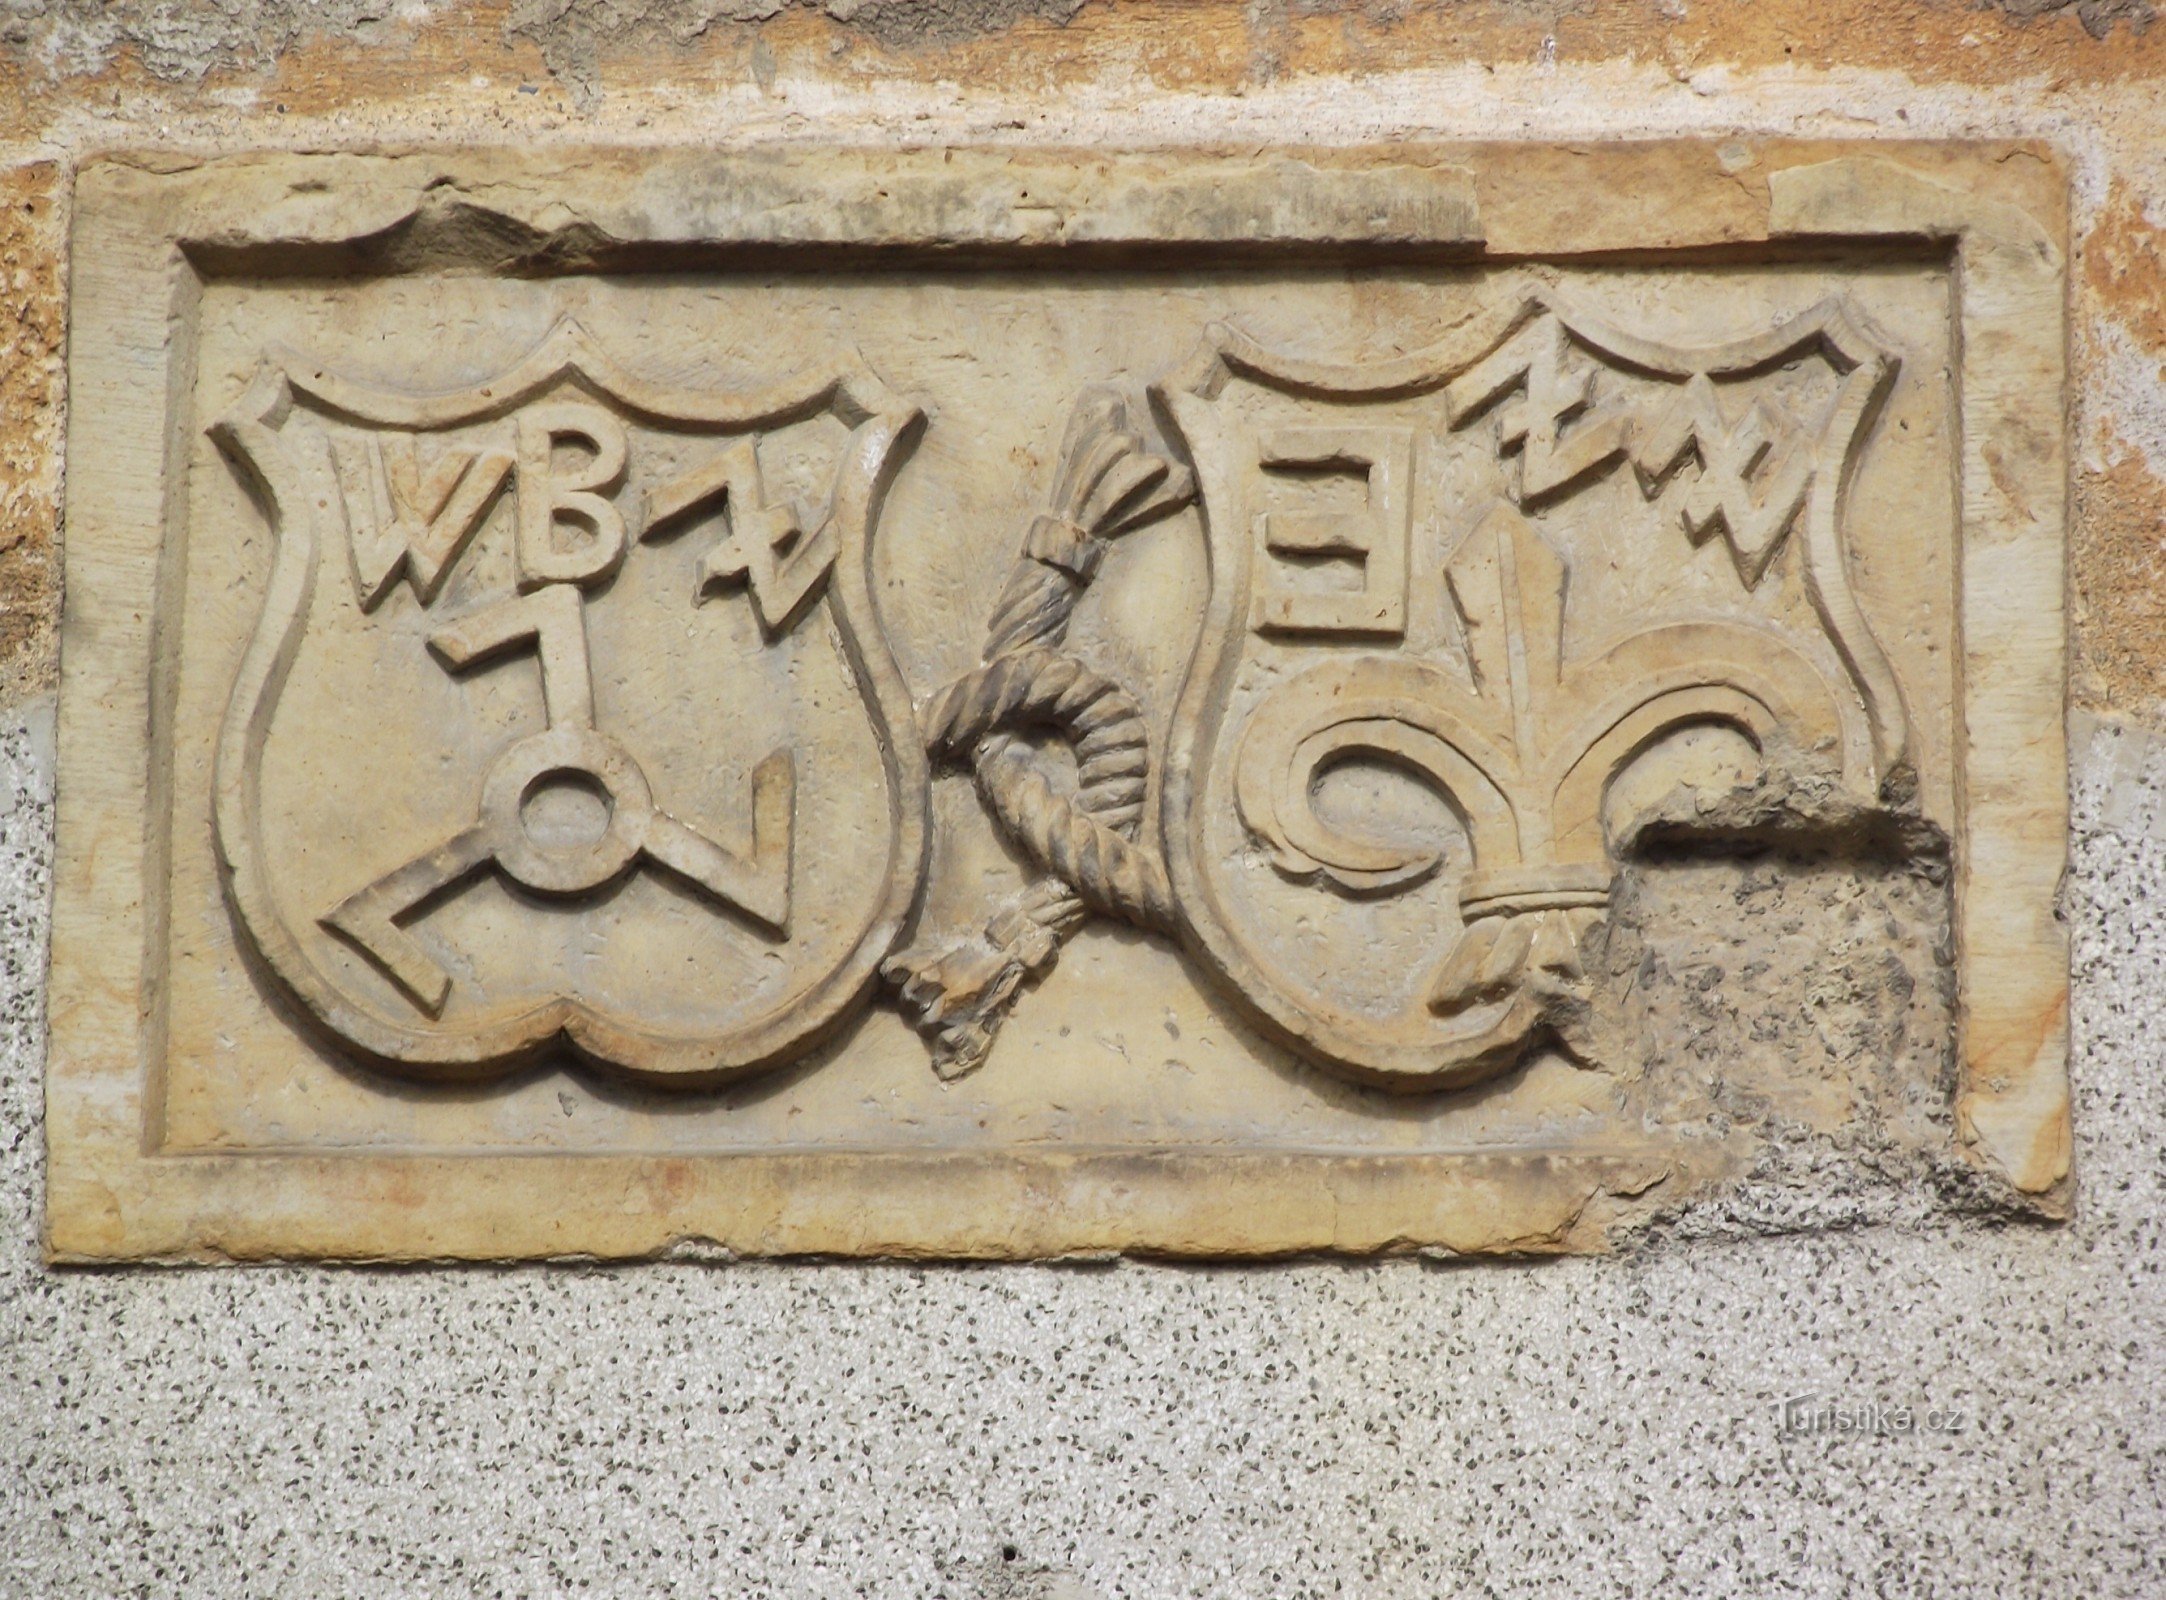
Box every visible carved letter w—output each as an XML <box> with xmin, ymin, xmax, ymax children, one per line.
<box><xmin>335</xmin><ymin>431</ymin><xmax>516</xmax><ymax>611</ymax></box>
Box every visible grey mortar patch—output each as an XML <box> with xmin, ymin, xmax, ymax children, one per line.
<box><xmin>0</xmin><ymin>0</ymin><xmax>434</xmax><ymax>82</ymax></box>
<box><xmin>502</xmin><ymin>0</ymin><xmax>1093</xmax><ymax>96</ymax></box>
<box><xmin>0</xmin><ymin>0</ymin><xmax>1092</xmax><ymax>90</ymax></box>
<box><xmin>1985</xmin><ymin>0</ymin><xmax>2154</xmax><ymax>38</ymax></box>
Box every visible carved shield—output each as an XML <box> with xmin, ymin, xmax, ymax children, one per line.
<box><xmin>211</xmin><ymin>321</ymin><xmax>927</xmax><ymax>1085</ymax></box>
<box><xmin>1156</xmin><ymin>285</ymin><xmax>1906</xmax><ymax>1091</ymax></box>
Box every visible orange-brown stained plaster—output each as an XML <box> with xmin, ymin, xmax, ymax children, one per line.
<box><xmin>2085</xmin><ymin>176</ymin><xmax>2166</xmax><ymax>358</ymax></box>
<box><xmin>2073</xmin><ymin>449</ymin><xmax>2166</xmax><ymax>717</ymax></box>
<box><xmin>0</xmin><ymin>0</ymin><xmax>2160</xmax><ymax>142</ymax></box>
<box><xmin>0</xmin><ymin>163</ymin><xmax>61</xmax><ymax>706</ymax></box>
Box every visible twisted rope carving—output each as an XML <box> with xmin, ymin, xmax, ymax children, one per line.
<box><xmin>884</xmin><ymin>391</ymin><xmax>1194</xmax><ymax>1079</ymax></box>
<box><xmin>924</xmin><ymin>647</ymin><xmax>1176</xmax><ymax>930</ymax></box>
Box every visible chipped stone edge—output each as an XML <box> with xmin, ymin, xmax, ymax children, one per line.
<box><xmin>1769</xmin><ymin>154</ymin><xmax>2073</xmax><ymax>1206</ymax></box>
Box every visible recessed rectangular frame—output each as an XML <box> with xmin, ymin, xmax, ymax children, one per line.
<box><xmin>45</xmin><ymin>141</ymin><xmax>2071</xmax><ymax>1261</ymax></box>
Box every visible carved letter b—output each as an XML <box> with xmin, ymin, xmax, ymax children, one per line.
<box><xmin>516</xmin><ymin>401</ymin><xmax>630</xmax><ymax>590</ymax></box>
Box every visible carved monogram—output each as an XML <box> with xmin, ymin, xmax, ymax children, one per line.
<box><xmin>215</xmin><ymin>289</ymin><xmax>1912</xmax><ymax>1097</ymax></box>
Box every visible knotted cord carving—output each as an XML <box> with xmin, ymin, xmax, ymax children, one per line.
<box><xmin>885</xmin><ymin>391</ymin><xmax>1194</xmax><ymax>1079</ymax></box>
<box><xmin>923</xmin><ymin>648</ymin><xmax>1178</xmax><ymax>928</ymax></box>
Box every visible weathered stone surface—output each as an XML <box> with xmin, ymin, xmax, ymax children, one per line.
<box><xmin>45</xmin><ymin>142</ymin><xmax>2069</xmax><ymax>1260</ymax></box>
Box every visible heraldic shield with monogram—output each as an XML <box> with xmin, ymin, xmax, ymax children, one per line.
<box><xmin>48</xmin><ymin>147</ymin><xmax>2072</xmax><ymax>1259</ymax></box>
<box><xmin>210</xmin><ymin>322</ymin><xmax>928</xmax><ymax>1084</ymax></box>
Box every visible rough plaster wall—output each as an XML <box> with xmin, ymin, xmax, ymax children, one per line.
<box><xmin>2</xmin><ymin>2</ymin><xmax>2165</xmax><ymax>1594</ymax></box>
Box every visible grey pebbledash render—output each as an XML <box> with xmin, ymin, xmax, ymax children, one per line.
<box><xmin>44</xmin><ymin>142</ymin><xmax>2069</xmax><ymax>1261</ymax></box>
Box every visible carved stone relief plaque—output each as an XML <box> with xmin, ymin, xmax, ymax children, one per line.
<box><xmin>47</xmin><ymin>145</ymin><xmax>2071</xmax><ymax>1260</ymax></box>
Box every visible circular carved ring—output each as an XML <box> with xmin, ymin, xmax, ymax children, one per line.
<box><xmin>478</xmin><ymin>725</ymin><xmax>654</xmax><ymax>895</ymax></box>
